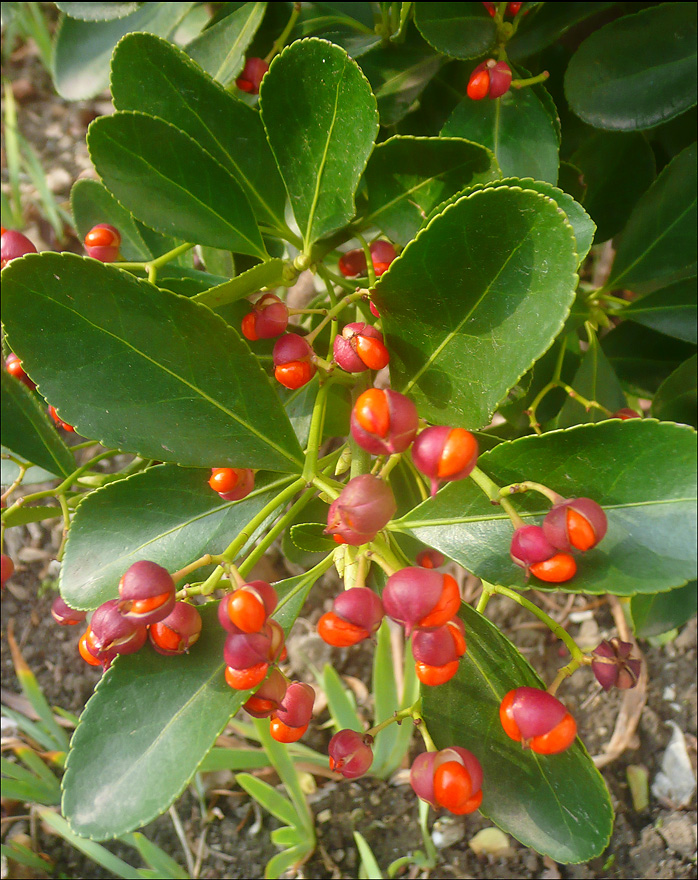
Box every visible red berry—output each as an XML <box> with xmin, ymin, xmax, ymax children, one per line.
<box><xmin>5</xmin><ymin>353</ymin><xmax>36</xmax><ymax>390</ymax></box>
<box><xmin>211</xmin><ymin>468</ymin><xmax>255</xmax><ymax>501</ymax></box>
<box><xmin>236</xmin><ymin>57</ymin><xmax>269</xmax><ymax>94</ymax></box>
<box><xmin>51</xmin><ymin>596</ymin><xmax>87</xmax><ymax>626</ymax></box>
<box><xmin>274</xmin><ymin>681</ymin><xmax>315</xmax><ymax>729</ymax></box>
<box><xmin>369</xmin><ymin>240</ymin><xmax>396</xmax><ymax>276</ymax></box>
<box><xmin>87</xmin><ymin>600</ymin><xmax>148</xmax><ymax>668</ymax></box>
<box><xmin>78</xmin><ymin>628</ymin><xmax>103</xmax><ymax>667</ymax></box>
<box><xmin>591</xmin><ymin>638</ymin><xmax>642</xmax><ymax>691</ymax></box>
<box><xmin>369</xmin><ymin>301</ymin><xmax>380</xmax><ymax>318</ymax></box>
<box><xmin>529</xmin><ymin>553</ymin><xmax>577</xmax><ymax>583</ymax></box>
<box><xmin>411</xmin><ymin>426</ymin><xmax>478</xmax><ymax>496</ymax></box>
<box><xmin>467</xmin><ymin>60</ymin><xmax>512</xmax><ymax>100</ymax></box>
<box><xmin>273</xmin><ymin>334</ymin><xmax>316</xmax><ymax>390</ymax></box>
<box><xmin>510</xmin><ymin>525</ymin><xmax>557</xmax><ymax>571</ymax></box>
<box><xmin>241</xmin><ymin>293</ymin><xmax>289</xmax><ymax>341</ymax></box>
<box><xmin>243</xmin><ymin>668</ymin><xmax>288</xmax><ymax>717</ymax></box>
<box><xmin>318</xmin><ymin>587</ymin><xmax>384</xmax><ymax>646</ymax></box>
<box><xmin>1</xmin><ymin>229</ymin><xmax>37</xmax><ymax>268</ymax></box>
<box><xmin>351</xmin><ymin>388</ymin><xmax>419</xmax><ymax>456</ymax></box>
<box><xmin>317</xmin><ymin>612</ymin><xmax>368</xmax><ymax>647</ymax></box>
<box><xmin>543</xmin><ymin>498</ymin><xmax>607</xmax><ymax>553</ymax></box>
<box><xmin>270</xmin><ymin>717</ymin><xmax>309</xmax><ymax>743</ymax></box>
<box><xmin>411</xmin><ymin>747</ymin><xmax>483</xmax><ymax>814</ymax></box>
<box><xmin>613</xmin><ymin>408</ymin><xmax>641</xmax><ymax>420</ymax></box>
<box><xmin>328</xmin><ymin>729</ymin><xmax>374</xmax><ymax>778</ymax></box>
<box><xmin>84</xmin><ymin>224</ymin><xmax>121</xmax><ymax>262</ymax></box>
<box><xmin>223</xmin><ymin>581</ymin><xmax>277</xmax><ymax>633</ymax></box>
<box><xmin>117</xmin><ymin>560</ymin><xmax>176</xmax><ymax>626</ymax></box>
<box><xmin>382</xmin><ymin>568</ymin><xmax>461</xmax><ymax>635</ymax></box>
<box><xmin>149</xmin><ymin>602</ymin><xmax>202</xmax><ymax>655</ymax></box>
<box><xmin>467</xmin><ymin>68</ymin><xmax>490</xmax><ymax>100</ymax></box>
<box><xmin>325</xmin><ymin>475</ymin><xmax>396</xmax><ymax>546</ymax></box>
<box><xmin>415</xmin><ymin>659</ymin><xmax>460</xmax><ymax>686</ymax></box>
<box><xmin>333</xmin><ymin>323</ymin><xmax>389</xmax><ymax>373</ymax></box>
<box><xmin>48</xmin><ymin>405</ymin><xmax>75</xmax><ymax>433</ymax></box>
<box><xmin>225</xmin><ymin>661</ymin><xmax>269</xmax><ymax>690</ymax></box>
<box><xmin>1</xmin><ymin>554</ymin><xmax>15</xmax><ymax>587</ymax></box>
<box><xmin>338</xmin><ymin>248</ymin><xmax>368</xmax><ymax>278</ymax></box>
<box><xmin>482</xmin><ymin>1</ymin><xmax>496</xmax><ymax>16</ymax></box>
<box><xmin>416</xmin><ymin>549</ymin><xmax>445</xmax><ymax>569</ymax></box>
<box><xmin>508</xmin><ymin>2</ymin><xmax>523</xmax><ymax>15</ymax></box>
<box><xmin>413</xmin><ymin>618</ymin><xmax>466</xmax><ymax>667</ymax></box>
<box><xmin>499</xmin><ymin>687</ymin><xmax>577</xmax><ymax>755</ymax></box>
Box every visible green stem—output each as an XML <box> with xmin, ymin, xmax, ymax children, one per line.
<box><xmin>55</xmin><ymin>493</ymin><xmax>71</xmax><ymax>562</ymax></box>
<box><xmin>305</xmin><ymin>291</ymin><xmax>365</xmax><ymax>346</ymax></box>
<box><xmin>198</xmin><ymin>477</ymin><xmax>305</xmax><ymax>594</ymax></box>
<box><xmin>356</xmin><ymin>232</ymin><xmax>376</xmax><ymax>288</ymax></box>
<box><xmin>365</xmin><ymin>705</ymin><xmax>414</xmax><ymax>738</ymax></box>
<box><xmin>312</xmin><ymin>473</ymin><xmax>342</xmax><ymax>500</ymax></box>
<box><xmin>468</xmin><ymin>466</ymin><xmax>523</xmax><ymax>528</ymax></box>
<box><xmin>302</xmin><ymin>379</ymin><xmax>331</xmax><ymax>480</ymax></box>
<box><xmin>367</xmin><ymin>534</ymin><xmax>403</xmax><ymax>576</ymax></box>
<box><xmin>264</xmin><ymin>2</ymin><xmax>301</xmax><ymax>64</ymax></box>
<box><xmin>498</xmin><ymin>480</ymin><xmax>562</xmax><ymax>505</ymax></box>
<box><xmin>511</xmin><ymin>71</ymin><xmax>550</xmax><ymax>89</ymax></box>
<box><xmin>547</xmin><ymin>655</ymin><xmax>589</xmax><ymax>696</ymax></box>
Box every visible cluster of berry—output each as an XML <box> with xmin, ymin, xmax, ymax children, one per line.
<box><xmin>53</xmin><ymin>561</ymin><xmax>202</xmax><ymax>668</ymax></box>
<box><xmin>482</xmin><ymin>1</ymin><xmax>524</xmax><ymax>17</ymax></box>
<box><xmin>510</xmin><ymin>496</ymin><xmax>607</xmax><ymax>584</ymax></box>
<box><xmin>338</xmin><ymin>240</ymin><xmax>397</xmax><ymax>279</ymax></box>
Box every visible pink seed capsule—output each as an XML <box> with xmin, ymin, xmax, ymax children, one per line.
<box><xmin>382</xmin><ymin>567</ymin><xmax>461</xmax><ymax>636</ymax></box>
<box><xmin>350</xmin><ymin>388</ymin><xmax>419</xmax><ymax>455</ymax></box>
<box><xmin>117</xmin><ymin>560</ymin><xmax>176</xmax><ymax>626</ymax></box>
<box><xmin>333</xmin><ymin>323</ymin><xmax>390</xmax><ymax>373</ymax></box>
<box><xmin>543</xmin><ymin>498</ymin><xmax>608</xmax><ymax>553</ymax></box>
<box><xmin>369</xmin><ymin>240</ymin><xmax>396</xmax><ymax>276</ymax></box>
<box><xmin>51</xmin><ymin>596</ymin><xmax>87</xmax><ymax>626</ymax></box>
<box><xmin>275</xmin><ymin>681</ymin><xmax>315</xmax><ymax>729</ymax></box>
<box><xmin>325</xmin><ymin>474</ymin><xmax>396</xmax><ymax>546</ymax></box>
<box><xmin>412</xmin><ymin>618</ymin><xmax>466</xmax><ymax>667</ymax></box>
<box><xmin>223</xmin><ymin>627</ymin><xmax>275</xmax><ymax>670</ymax></box>
<box><xmin>338</xmin><ymin>248</ymin><xmax>368</xmax><ymax>278</ymax></box>
<box><xmin>411</xmin><ymin>426</ymin><xmax>479</xmax><ymax>496</ymax></box>
<box><xmin>89</xmin><ymin>599</ymin><xmax>148</xmax><ymax>661</ymax></box>
<box><xmin>1</xmin><ymin>229</ymin><xmax>37</xmax><ymax>267</ymax></box>
<box><xmin>148</xmin><ymin>602</ymin><xmax>202</xmax><ymax>655</ymax></box>
<box><xmin>510</xmin><ymin>525</ymin><xmax>557</xmax><ymax>571</ymax></box>
<box><xmin>241</xmin><ymin>293</ymin><xmax>289</xmax><ymax>340</ymax></box>
<box><xmin>243</xmin><ymin>668</ymin><xmax>289</xmax><ymax>718</ymax></box>
<box><xmin>591</xmin><ymin>638</ymin><xmax>642</xmax><ymax>691</ymax></box>
<box><xmin>328</xmin><ymin>729</ymin><xmax>374</xmax><ymax>779</ymax></box>
<box><xmin>236</xmin><ymin>56</ymin><xmax>269</xmax><ymax>94</ymax></box>
<box><xmin>416</xmin><ymin>548</ymin><xmax>445</xmax><ymax>569</ymax></box>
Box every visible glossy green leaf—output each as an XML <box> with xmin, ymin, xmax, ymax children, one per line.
<box><xmin>272</xmin><ymin>556</ymin><xmax>335</xmax><ymax>635</ymax></box>
<box><xmin>111</xmin><ymin>34</ymin><xmax>287</xmax><ymax>230</ymax></box>
<box><xmin>2</xmin><ymin>506</ymin><xmax>62</xmax><ymax>528</ymax></box>
<box><xmin>0</xmin><ymin>372</ymin><xmax>74</xmax><ymax>478</ymax></box>
<box><xmin>193</xmin><ymin>259</ymin><xmax>287</xmax><ymax>309</ymax></box>
<box><xmin>62</xmin><ymin>605</ymin><xmax>242</xmax><ymax>839</ymax></box>
<box><xmin>56</xmin><ymin>3</ymin><xmax>142</xmax><ymax>20</ymax></box>
<box><xmin>53</xmin><ymin>2</ymin><xmax>193</xmax><ymax>100</ymax></box>
<box><xmin>60</xmin><ymin>467</ymin><xmax>294</xmax><ymax>610</ymax></box>
<box><xmin>631</xmin><ymin>582</ymin><xmax>698</xmax><ymax>638</ymax></box>
<box><xmin>265</xmin><ymin>845</ymin><xmax>311</xmax><ymax>880</ymax></box>
<box><xmin>652</xmin><ymin>355</ymin><xmax>697</xmax><ymax>428</ymax></box>
<box><xmin>625</xmin><ymin>279</ymin><xmax>697</xmax><ymax>345</ymax></box>
<box><xmin>289</xmin><ymin>523</ymin><xmax>335</xmax><ymax>554</ymax></box>
<box><xmin>354</xmin><ymin>831</ymin><xmax>383</xmax><ymax>880</ymax></box>
<box><xmin>260</xmin><ymin>38</ymin><xmax>378</xmax><ymax>248</ymax></box>
<box><xmin>88</xmin><ymin>112</ymin><xmax>267</xmax><ymax>258</ymax></box>
<box><xmin>186</xmin><ymin>2</ymin><xmax>266</xmax><ymax>85</ymax></box>
<box><xmin>370</xmin><ymin>621</ymin><xmax>401</xmax><ymax>777</ymax></box>
<box><xmin>571</xmin><ymin>132</ymin><xmax>656</xmax><ymax>243</ymax></box>
<box><xmin>601</xmin><ymin>322</ymin><xmax>696</xmax><ymax>396</ymax></box>
<box><xmin>394</xmin><ymin>420</ymin><xmax>697</xmax><ymax>596</ymax></box>
<box><xmin>71</xmin><ymin>179</ymin><xmax>153</xmax><ymax>262</ymax></box>
<box><xmin>373</xmin><ymin>186</ymin><xmax>578</xmax><ymax>427</ymax></box>
<box><xmin>413</xmin><ymin>2</ymin><xmax>495</xmax><ymax>59</ymax></box>
<box><xmin>565</xmin><ymin>3</ymin><xmax>697</xmax><ymax>131</ymax></box>
<box><xmin>422</xmin><ymin>604</ymin><xmax>613</xmax><ymax>863</ymax></box>
<box><xmin>359</xmin><ymin>35</ymin><xmax>442</xmax><ymax>126</ymax></box>
<box><xmin>1</xmin><ymin>254</ymin><xmax>303</xmax><ymax>472</ymax></box>
<box><xmin>556</xmin><ymin>338</ymin><xmax>626</xmax><ymax>428</ymax></box>
<box><xmin>442</xmin><ymin>86</ymin><xmax>559</xmax><ymax>185</ymax></box>
<box><xmin>363</xmin><ymin>136</ymin><xmax>498</xmax><ymax>246</ymax></box>
<box><xmin>1</xmin><ymin>449</ymin><xmax>57</xmax><ymax>486</ymax></box>
<box><xmin>508</xmin><ymin>2</ymin><xmax>616</xmax><ymax>62</ymax></box>
<box><xmin>609</xmin><ymin>144</ymin><xmax>698</xmax><ymax>292</ymax></box>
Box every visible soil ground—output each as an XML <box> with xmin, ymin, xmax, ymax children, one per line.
<box><xmin>2</xmin><ymin>23</ymin><xmax>697</xmax><ymax>880</ymax></box>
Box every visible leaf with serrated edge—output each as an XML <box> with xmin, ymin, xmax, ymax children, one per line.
<box><xmin>260</xmin><ymin>38</ymin><xmax>378</xmax><ymax>249</ymax></box>
<box><xmin>185</xmin><ymin>1</ymin><xmax>266</xmax><ymax>86</ymax></box>
<box><xmin>373</xmin><ymin>186</ymin><xmax>578</xmax><ymax>427</ymax></box>
<box><xmin>422</xmin><ymin>604</ymin><xmax>613</xmax><ymax>863</ymax></box>
<box><xmin>87</xmin><ymin>111</ymin><xmax>267</xmax><ymax>258</ymax></box>
<box><xmin>625</xmin><ymin>279</ymin><xmax>697</xmax><ymax>345</ymax></box>
<box><xmin>393</xmin><ymin>421</ymin><xmax>696</xmax><ymax>595</ymax></box>
<box><xmin>1</xmin><ymin>372</ymin><xmax>75</xmax><ymax>478</ymax></box>
<box><xmin>60</xmin><ymin>467</ymin><xmax>295</xmax><ymax>610</ymax></box>
<box><xmin>631</xmin><ymin>581</ymin><xmax>698</xmax><ymax>638</ymax></box>
<box><xmin>413</xmin><ymin>2</ymin><xmax>496</xmax><ymax>60</ymax></box>
<box><xmin>1</xmin><ymin>253</ymin><xmax>303</xmax><ymax>472</ymax></box>
<box><xmin>111</xmin><ymin>33</ymin><xmax>286</xmax><ymax>229</ymax></box>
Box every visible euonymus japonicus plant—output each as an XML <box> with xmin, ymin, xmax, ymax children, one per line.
<box><xmin>2</xmin><ymin>0</ymin><xmax>696</xmax><ymax>870</ymax></box>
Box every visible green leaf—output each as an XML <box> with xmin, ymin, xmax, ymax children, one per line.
<box><xmin>373</xmin><ymin>186</ymin><xmax>578</xmax><ymax>428</ymax></box>
<box><xmin>88</xmin><ymin>112</ymin><xmax>267</xmax><ymax>258</ymax></box>
<box><xmin>235</xmin><ymin>773</ymin><xmax>299</xmax><ymax>826</ymax></box>
<box><xmin>1</xmin><ymin>254</ymin><xmax>303</xmax><ymax>472</ymax></box>
<box><xmin>564</xmin><ymin>3</ymin><xmax>697</xmax><ymax>131</ymax></box>
<box><xmin>362</xmin><ymin>136</ymin><xmax>498</xmax><ymax>247</ymax></box>
<box><xmin>422</xmin><ymin>604</ymin><xmax>613</xmax><ymax>863</ymax></box>
<box><xmin>601</xmin><ymin>322</ymin><xmax>696</xmax><ymax>396</ymax></box>
<box><xmin>2</xmin><ymin>505</ymin><xmax>62</xmax><ymax>528</ymax></box>
<box><xmin>508</xmin><ymin>2</ymin><xmax>616</xmax><ymax>62</ymax></box>
<box><xmin>571</xmin><ymin>132</ymin><xmax>656</xmax><ymax>244</ymax></box>
<box><xmin>359</xmin><ymin>35</ymin><xmax>442</xmax><ymax>126</ymax></box>
<box><xmin>56</xmin><ymin>3</ymin><xmax>142</xmax><ymax>21</ymax></box>
<box><xmin>60</xmin><ymin>467</ymin><xmax>293</xmax><ymax>610</ymax></box>
<box><xmin>652</xmin><ymin>355</ymin><xmax>697</xmax><ymax>428</ymax></box>
<box><xmin>1</xmin><ymin>841</ymin><xmax>56</xmax><ymax>874</ymax></box>
<box><xmin>40</xmin><ymin>809</ymin><xmax>144</xmax><ymax>877</ymax></box>
<box><xmin>193</xmin><ymin>259</ymin><xmax>287</xmax><ymax>310</ymax></box>
<box><xmin>0</xmin><ymin>372</ymin><xmax>74</xmax><ymax>478</ymax></box>
<box><xmin>413</xmin><ymin>2</ymin><xmax>496</xmax><ymax>60</ymax></box>
<box><xmin>122</xmin><ymin>833</ymin><xmax>188</xmax><ymax>880</ymax></box>
<box><xmin>198</xmin><ymin>748</ymin><xmax>271</xmax><ymax>772</ymax></box>
<box><xmin>186</xmin><ymin>1</ymin><xmax>266</xmax><ymax>86</ymax></box>
<box><xmin>370</xmin><ymin>621</ymin><xmax>400</xmax><ymax>777</ymax></box>
<box><xmin>354</xmin><ymin>831</ymin><xmax>383</xmax><ymax>879</ymax></box>
<box><xmin>608</xmin><ymin>141</ymin><xmax>697</xmax><ymax>292</ymax></box>
<box><xmin>631</xmin><ymin>581</ymin><xmax>698</xmax><ymax>638</ymax></box>
<box><xmin>322</xmin><ymin>663</ymin><xmax>363</xmax><ymax>733</ymax></box>
<box><xmin>260</xmin><ymin>38</ymin><xmax>379</xmax><ymax>249</ymax></box>
<box><xmin>271</xmin><ymin>826</ymin><xmax>302</xmax><ymax>847</ymax></box>
<box><xmin>556</xmin><ymin>338</ymin><xmax>626</xmax><ymax>428</ymax></box>
<box><xmin>254</xmin><ymin>719</ymin><xmax>314</xmax><ymax>834</ymax></box>
<box><xmin>273</xmin><ymin>557</ymin><xmax>335</xmax><ymax>635</ymax></box>
<box><xmin>625</xmin><ymin>279</ymin><xmax>697</xmax><ymax>345</ymax></box>
<box><xmin>289</xmin><ymin>523</ymin><xmax>335</xmax><ymax>554</ymax></box>
<box><xmin>442</xmin><ymin>86</ymin><xmax>559</xmax><ymax>185</ymax></box>
<box><xmin>111</xmin><ymin>34</ymin><xmax>287</xmax><ymax>230</ymax></box>
<box><xmin>53</xmin><ymin>2</ymin><xmax>194</xmax><ymax>100</ymax></box>
<box><xmin>265</xmin><ymin>844</ymin><xmax>312</xmax><ymax>880</ymax></box>
<box><xmin>71</xmin><ymin>179</ymin><xmax>154</xmax><ymax>262</ymax></box>
<box><xmin>394</xmin><ymin>420</ymin><xmax>697</xmax><ymax>596</ymax></box>
<box><xmin>1</xmin><ymin>449</ymin><xmax>57</xmax><ymax>486</ymax></box>
<box><xmin>62</xmin><ymin>604</ymin><xmax>243</xmax><ymax>839</ymax></box>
